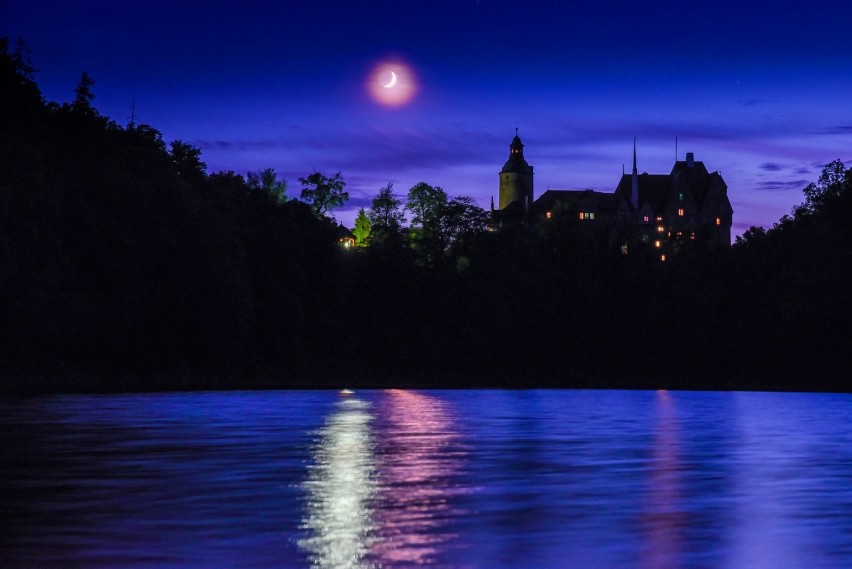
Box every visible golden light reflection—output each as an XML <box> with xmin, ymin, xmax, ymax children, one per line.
<box><xmin>367</xmin><ymin>60</ymin><xmax>417</xmax><ymax>107</ymax></box>
<box><xmin>641</xmin><ymin>389</ymin><xmax>686</xmax><ymax>569</ymax></box>
<box><xmin>299</xmin><ymin>398</ymin><xmax>376</xmax><ymax>568</ymax></box>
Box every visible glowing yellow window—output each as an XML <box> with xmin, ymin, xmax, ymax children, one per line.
<box><xmin>716</xmin><ymin>217</ymin><xmax>721</xmax><ymax>226</ymax></box>
<box><xmin>579</xmin><ymin>212</ymin><xmax>584</xmax><ymax>220</ymax></box>
<box><xmin>661</xmin><ymin>254</ymin><xmax>667</xmax><ymax>262</ymax></box>
<box><xmin>656</xmin><ymin>216</ymin><xmax>663</xmax><ymax>222</ymax></box>
<box><xmin>677</xmin><ymin>208</ymin><xmax>684</xmax><ymax>217</ymax></box>
<box><xmin>654</xmin><ymin>240</ymin><xmax>661</xmax><ymax>248</ymax></box>
<box><xmin>546</xmin><ymin>211</ymin><xmax>552</xmax><ymax>219</ymax></box>
<box><xmin>657</xmin><ymin>225</ymin><xmax>664</xmax><ymax>233</ymax></box>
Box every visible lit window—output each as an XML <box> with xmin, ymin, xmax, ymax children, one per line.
<box><xmin>589</xmin><ymin>212</ymin><xmax>595</xmax><ymax>220</ymax></box>
<box><xmin>656</xmin><ymin>216</ymin><xmax>663</xmax><ymax>222</ymax></box>
<box><xmin>679</xmin><ymin>193</ymin><xmax>684</xmax><ymax>201</ymax></box>
<box><xmin>654</xmin><ymin>240</ymin><xmax>661</xmax><ymax>248</ymax></box>
<box><xmin>643</xmin><ymin>215</ymin><xmax>650</xmax><ymax>222</ymax></box>
<box><xmin>546</xmin><ymin>211</ymin><xmax>552</xmax><ymax>219</ymax></box>
<box><xmin>579</xmin><ymin>212</ymin><xmax>584</xmax><ymax>220</ymax></box>
<box><xmin>690</xmin><ymin>232</ymin><xmax>696</xmax><ymax>240</ymax></box>
<box><xmin>661</xmin><ymin>254</ymin><xmax>667</xmax><ymax>262</ymax></box>
<box><xmin>657</xmin><ymin>225</ymin><xmax>664</xmax><ymax>233</ymax></box>
<box><xmin>621</xmin><ymin>244</ymin><xmax>628</xmax><ymax>255</ymax></box>
<box><xmin>676</xmin><ymin>231</ymin><xmax>682</xmax><ymax>238</ymax></box>
<box><xmin>677</xmin><ymin>208</ymin><xmax>684</xmax><ymax>217</ymax></box>
<box><xmin>716</xmin><ymin>217</ymin><xmax>721</xmax><ymax>226</ymax></box>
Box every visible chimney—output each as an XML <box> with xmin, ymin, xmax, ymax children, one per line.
<box><xmin>686</xmin><ymin>152</ymin><xmax>695</xmax><ymax>167</ymax></box>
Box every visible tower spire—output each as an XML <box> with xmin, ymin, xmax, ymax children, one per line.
<box><xmin>632</xmin><ymin>137</ymin><xmax>637</xmax><ymax>175</ymax></box>
<box><xmin>630</xmin><ymin>137</ymin><xmax>639</xmax><ymax>209</ymax></box>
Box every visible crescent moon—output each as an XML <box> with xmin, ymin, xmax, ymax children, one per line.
<box><xmin>381</xmin><ymin>70</ymin><xmax>397</xmax><ymax>88</ymax></box>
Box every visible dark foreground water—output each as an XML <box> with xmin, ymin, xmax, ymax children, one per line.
<box><xmin>1</xmin><ymin>390</ymin><xmax>850</xmax><ymax>568</ymax></box>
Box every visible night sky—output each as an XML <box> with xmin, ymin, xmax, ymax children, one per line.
<box><xmin>7</xmin><ymin>0</ymin><xmax>851</xmax><ymax>236</ymax></box>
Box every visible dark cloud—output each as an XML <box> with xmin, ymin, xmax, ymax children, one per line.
<box><xmin>760</xmin><ymin>162</ymin><xmax>784</xmax><ymax>171</ymax></box>
<box><xmin>753</xmin><ymin>179</ymin><xmax>809</xmax><ymax>192</ymax></box>
<box><xmin>821</xmin><ymin>125</ymin><xmax>852</xmax><ymax>135</ymax></box>
<box><xmin>794</xmin><ymin>167</ymin><xmax>811</xmax><ymax>175</ymax></box>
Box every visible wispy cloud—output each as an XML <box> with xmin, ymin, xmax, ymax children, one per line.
<box><xmin>753</xmin><ymin>179</ymin><xmax>809</xmax><ymax>192</ymax></box>
<box><xmin>759</xmin><ymin>162</ymin><xmax>784</xmax><ymax>171</ymax></box>
<box><xmin>821</xmin><ymin>125</ymin><xmax>852</xmax><ymax>135</ymax></box>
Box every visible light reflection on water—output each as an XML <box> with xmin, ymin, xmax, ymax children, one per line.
<box><xmin>300</xmin><ymin>397</ymin><xmax>377</xmax><ymax>568</ymax></box>
<box><xmin>1</xmin><ymin>390</ymin><xmax>851</xmax><ymax>568</ymax></box>
<box><xmin>299</xmin><ymin>390</ymin><xmax>469</xmax><ymax>568</ymax></box>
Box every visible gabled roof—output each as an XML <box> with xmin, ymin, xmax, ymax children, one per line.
<box><xmin>612</xmin><ymin>160</ymin><xmax>727</xmax><ymax>213</ymax></box>
<box><xmin>614</xmin><ymin>174</ymin><xmax>671</xmax><ymax>211</ymax></box>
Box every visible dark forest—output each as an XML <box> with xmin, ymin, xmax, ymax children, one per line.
<box><xmin>2</xmin><ymin>40</ymin><xmax>850</xmax><ymax>393</ymax></box>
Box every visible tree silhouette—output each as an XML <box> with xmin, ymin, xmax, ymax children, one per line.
<box><xmin>247</xmin><ymin>167</ymin><xmax>288</xmax><ymax>204</ymax></box>
<box><xmin>369</xmin><ymin>182</ymin><xmax>405</xmax><ymax>230</ymax></box>
<box><xmin>802</xmin><ymin>159</ymin><xmax>847</xmax><ymax>215</ymax></box>
<box><xmin>299</xmin><ymin>171</ymin><xmax>348</xmax><ymax>217</ymax></box>
<box><xmin>72</xmin><ymin>71</ymin><xmax>96</xmax><ymax>112</ymax></box>
<box><xmin>170</xmin><ymin>140</ymin><xmax>207</xmax><ymax>183</ymax></box>
<box><xmin>406</xmin><ymin>182</ymin><xmax>447</xmax><ymax>230</ymax></box>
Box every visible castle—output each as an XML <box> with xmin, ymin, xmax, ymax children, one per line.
<box><xmin>492</xmin><ymin>131</ymin><xmax>734</xmax><ymax>257</ymax></box>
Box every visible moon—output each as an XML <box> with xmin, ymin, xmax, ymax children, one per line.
<box><xmin>368</xmin><ymin>60</ymin><xmax>416</xmax><ymax>106</ymax></box>
<box><xmin>381</xmin><ymin>70</ymin><xmax>397</xmax><ymax>89</ymax></box>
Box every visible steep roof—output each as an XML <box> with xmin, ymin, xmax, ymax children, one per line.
<box><xmin>613</xmin><ymin>174</ymin><xmax>670</xmax><ymax>211</ymax></box>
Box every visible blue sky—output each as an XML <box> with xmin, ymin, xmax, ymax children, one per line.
<box><xmin>6</xmin><ymin>0</ymin><xmax>851</xmax><ymax>235</ymax></box>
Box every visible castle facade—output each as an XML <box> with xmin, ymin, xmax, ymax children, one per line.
<box><xmin>492</xmin><ymin>133</ymin><xmax>734</xmax><ymax>256</ymax></box>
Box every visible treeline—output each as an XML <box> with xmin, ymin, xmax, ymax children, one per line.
<box><xmin>1</xmin><ymin>40</ymin><xmax>849</xmax><ymax>392</ymax></box>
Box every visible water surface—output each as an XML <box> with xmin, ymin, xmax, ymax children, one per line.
<box><xmin>1</xmin><ymin>389</ymin><xmax>850</xmax><ymax>568</ymax></box>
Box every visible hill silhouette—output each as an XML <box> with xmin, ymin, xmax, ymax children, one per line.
<box><xmin>1</xmin><ymin>40</ymin><xmax>849</xmax><ymax>393</ymax></box>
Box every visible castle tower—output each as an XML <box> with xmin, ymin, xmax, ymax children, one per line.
<box><xmin>499</xmin><ymin>129</ymin><xmax>534</xmax><ymax>210</ymax></box>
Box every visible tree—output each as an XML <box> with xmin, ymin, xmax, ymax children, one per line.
<box><xmin>299</xmin><ymin>171</ymin><xmax>348</xmax><ymax>217</ymax></box>
<box><xmin>368</xmin><ymin>183</ymin><xmax>405</xmax><ymax>230</ymax></box>
<box><xmin>170</xmin><ymin>140</ymin><xmax>207</xmax><ymax>183</ymax></box>
<box><xmin>801</xmin><ymin>159</ymin><xmax>848</xmax><ymax>216</ymax></box>
<box><xmin>247</xmin><ymin>167</ymin><xmax>288</xmax><ymax>204</ymax></box>
<box><xmin>352</xmin><ymin>208</ymin><xmax>371</xmax><ymax>246</ymax></box>
<box><xmin>72</xmin><ymin>71</ymin><xmax>96</xmax><ymax>113</ymax></box>
<box><xmin>420</xmin><ymin>195</ymin><xmax>489</xmax><ymax>263</ymax></box>
<box><xmin>406</xmin><ymin>182</ymin><xmax>447</xmax><ymax>230</ymax></box>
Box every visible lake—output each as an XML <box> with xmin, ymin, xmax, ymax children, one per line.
<box><xmin>1</xmin><ymin>389</ymin><xmax>850</xmax><ymax>568</ymax></box>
